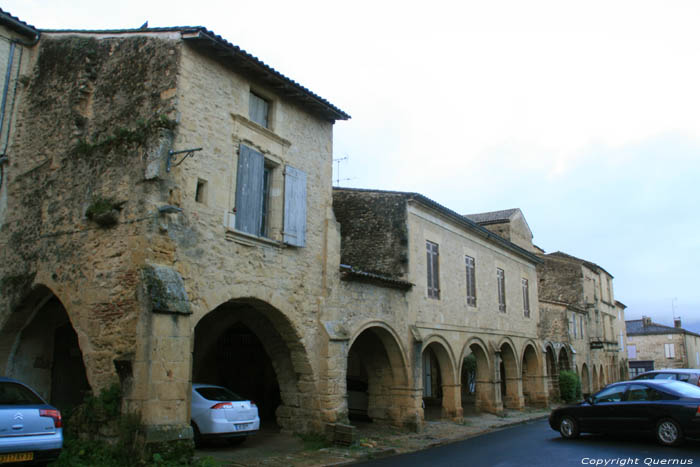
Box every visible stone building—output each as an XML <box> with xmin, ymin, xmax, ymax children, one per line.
<box><xmin>0</xmin><ymin>19</ymin><xmax>355</xmax><ymax>443</ymax></box>
<box><xmin>626</xmin><ymin>317</ymin><xmax>700</xmax><ymax>376</ymax></box>
<box><xmin>332</xmin><ymin>190</ymin><xmax>547</xmax><ymax>419</ymax></box>
<box><xmin>464</xmin><ymin>210</ymin><xmax>628</xmax><ymax>398</ymax></box>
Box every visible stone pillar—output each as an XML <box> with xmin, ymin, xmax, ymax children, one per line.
<box><xmin>441</xmin><ymin>383</ymin><xmax>463</xmax><ymax>419</ymax></box>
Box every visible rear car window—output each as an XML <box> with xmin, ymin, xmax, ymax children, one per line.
<box><xmin>665</xmin><ymin>381</ymin><xmax>700</xmax><ymax>398</ymax></box>
<box><xmin>653</xmin><ymin>373</ymin><xmax>676</xmax><ymax>380</ymax></box>
<box><xmin>0</xmin><ymin>382</ymin><xmax>45</xmax><ymax>405</ymax></box>
<box><xmin>195</xmin><ymin>386</ymin><xmax>244</xmax><ymax>402</ymax></box>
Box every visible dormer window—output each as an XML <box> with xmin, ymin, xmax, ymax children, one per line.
<box><xmin>249</xmin><ymin>91</ymin><xmax>270</xmax><ymax>128</ymax></box>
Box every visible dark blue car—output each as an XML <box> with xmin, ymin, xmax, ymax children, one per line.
<box><xmin>0</xmin><ymin>377</ymin><xmax>63</xmax><ymax>464</ymax></box>
<box><xmin>549</xmin><ymin>379</ymin><xmax>700</xmax><ymax>446</ymax></box>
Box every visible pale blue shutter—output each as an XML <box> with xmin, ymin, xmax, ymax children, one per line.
<box><xmin>235</xmin><ymin>145</ymin><xmax>264</xmax><ymax>235</ymax></box>
<box><xmin>283</xmin><ymin>165</ymin><xmax>307</xmax><ymax>247</ymax></box>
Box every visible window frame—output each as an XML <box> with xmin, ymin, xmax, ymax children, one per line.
<box><xmin>521</xmin><ymin>278</ymin><xmax>530</xmax><ymax>317</ymax></box>
<box><xmin>426</xmin><ymin>241</ymin><xmax>440</xmax><ymax>299</ymax></box>
<box><xmin>496</xmin><ymin>268</ymin><xmax>506</xmax><ymax>312</ymax></box>
<box><xmin>465</xmin><ymin>255</ymin><xmax>477</xmax><ymax>307</ymax></box>
<box><xmin>249</xmin><ymin>91</ymin><xmax>270</xmax><ymax>128</ymax></box>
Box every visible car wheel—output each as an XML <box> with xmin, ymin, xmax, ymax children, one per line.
<box><xmin>191</xmin><ymin>422</ymin><xmax>203</xmax><ymax>448</ymax></box>
<box><xmin>559</xmin><ymin>415</ymin><xmax>579</xmax><ymax>439</ymax></box>
<box><xmin>227</xmin><ymin>436</ymin><xmax>247</xmax><ymax>446</ymax></box>
<box><xmin>656</xmin><ymin>418</ymin><xmax>683</xmax><ymax>446</ymax></box>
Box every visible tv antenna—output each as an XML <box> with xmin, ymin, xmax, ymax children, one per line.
<box><xmin>333</xmin><ymin>156</ymin><xmax>353</xmax><ymax>186</ymax></box>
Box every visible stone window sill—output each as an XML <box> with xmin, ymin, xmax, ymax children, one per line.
<box><xmin>225</xmin><ymin>227</ymin><xmax>283</xmax><ymax>248</ymax></box>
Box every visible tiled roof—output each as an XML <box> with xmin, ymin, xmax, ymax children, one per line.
<box><xmin>0</xmin><ymin>8</ymin><xmax>39</xmax><ymax>40</ymax></box>
<box><xmin>41</xmin><ymin>26</ymin><xmax>350</xmax><ymax>122</ymax></box>
<box><xmin>464</xmin><ymin>208</ymin><xmax>519</xmax><ymax>225</ymax></box>
<box><xmin>625</xmin><ymin>319</ymin><xmax>700</xmax><ymax>337</ymax></box>
<box><xmin>339</xmin><ymin>264</ymin><xmax>413</xmax><ymax>290</ymax></box>
<box><xmin>333</xmin><ymin>187</ymin><xmax>542</xmax><ymax>265</ymax></box>
<box><xmin>547</xmin><ymin>251</ymin><xmax>613</xmax><ymax>278</ymax></box>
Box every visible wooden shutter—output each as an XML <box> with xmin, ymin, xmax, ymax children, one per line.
<box><xmin>426</xmin><ymin>241</ymin><xmax>439</xmax><ymax>299</ymax></box>
<box><xmin>235</xmin><ymin>144</ymin><xmax>264</xmax><ymax>235</ymax></box>
<box><xmin>522</xmin><ymin>278</ymin><xmax>530</xmax><ymax>317</ymax></box>
<box><xmin>497</xmin><ymin>268</ymin><xmax>506</xmax><ymax>312</ymax></box>
<box><xmin>466</xmin><ymin>256</ymin><xmax>476</xmax><ymax>306</ymax></box>
<box><xmin>283</xmin><ymin>165</ymin><xmax>307</xmax><ymax>247</ymax></box>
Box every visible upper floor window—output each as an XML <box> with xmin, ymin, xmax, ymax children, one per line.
<box><xmin>249</xmin><ymin>91</ymin><xmax>270</xmax><ymax>128</ymax></box>
<box><xmin>664</xmin><ymin>343</ymin><xmax>675</xmax><ymax>359</ymax></box>
<box><xmin>521</xmin><ymin>278</ymin><xmax>530</xmax><ymax>317</ymax></box>
<box><xmin>627</xmin><ymin>344</ymin><xmax>637</xmax><ymax>359</ymax></box>
<box><xmin>426</xmin><ymin>241</ymin><xmax>440</xmax><ymax>299</ymax></box>
<box><xmin>572</xmin><ymin>313</ymin><xmax>577</xmax><ymax>338</ymax></box>
<box><xmin>497</xmin><ymin>268</ymin><xmax>506</xmax><ymax>312</ymax></box>
<box><xmin>580</xmin><ymin>314</ymin><xmax>584</xmax><ymax>338</ymax></box>
<box><xmin>235</xmin><ymin>144</ymin><xmax>307</xmax><ymax>246</ymax></box>
<box><xmin>465</xmin><ymin>256</ymin><xmax>476</xmax><ymax>307</ymax></box>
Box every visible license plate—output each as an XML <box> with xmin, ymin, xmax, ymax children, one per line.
<box><xmin>0</xmin><ymin>452</ymin><xmax>34</xmax><ymax>463</ymax></box>
<box><xmin>235</xmin><ymin>423</ymin><xmax>251</xmax><ymax>430</ymax></box>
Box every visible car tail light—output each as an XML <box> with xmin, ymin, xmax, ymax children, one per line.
<box><xmin>210</xmin><ymin>403</ymin><xmax>233</xmax><ymax>409</ymax></box>
<box><xmin>40</xmin><ymin>409</ymin><xmax>62</xmax><ymax>428</ymax></box>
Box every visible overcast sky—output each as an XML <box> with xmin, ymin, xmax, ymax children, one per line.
<box><xmin>6</xmin><ymin>1</ymin><xmax>699</xmax><ymax>332</ymax></box>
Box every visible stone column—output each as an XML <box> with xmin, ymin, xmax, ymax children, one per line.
<box><xmin>441</xmin><ymin>383</ymin><xmax>463</xmax><ymax>419</ymax></box>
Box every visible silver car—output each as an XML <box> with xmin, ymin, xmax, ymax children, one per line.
<box><xmin>191</xmin><ymin>383</ymin><xmax>259</xmax><ymax>446</ymax></box>
<box><xmin>0</xmin><ymin>377</ymin><xmax>63</xmax><ymax>464</ymax></box>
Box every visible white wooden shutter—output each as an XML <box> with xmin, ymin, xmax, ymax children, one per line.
<box><xmin>283</xmin><ymin>165</ymin><xmax>307</xmax><ymax>247</ymax></box>
<box><xmin>235</xmin><ymin>144</ymin><xmax>264</xmax><ymax>235</ymax></box>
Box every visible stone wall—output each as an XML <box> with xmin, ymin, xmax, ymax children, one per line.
<box><xmin>332</xmin><ymin>189</ymin><xmax>409</xmax><ymax>278</ymax></box>
<box><xmin>536</xmin><ymin>256</ymin><xmax>583</xmax><ymax>305</ymax></box>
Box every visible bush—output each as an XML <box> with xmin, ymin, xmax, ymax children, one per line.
<box><xmin>559</xmin><ymin>370</ymin><xmax>582</xmax><ymax>402</ymax></box>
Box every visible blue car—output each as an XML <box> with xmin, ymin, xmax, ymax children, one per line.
<box><xmin>0</xmin><ymin>377</ymin><xmax>63</xmax><ymax>464</ymax></box>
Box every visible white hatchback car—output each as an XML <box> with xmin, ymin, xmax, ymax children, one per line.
<box><xmin>190</xmin><ymin>383</ymin><xmax>260</xmax><ymax>446</ymax></box>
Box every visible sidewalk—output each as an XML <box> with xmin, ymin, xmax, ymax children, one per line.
<box><xmin>194</xmin><ymin>407</ymin><xmax>552</xmax><ymax>466</ymax></box>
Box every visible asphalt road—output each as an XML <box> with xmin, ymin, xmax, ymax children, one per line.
<box><xmin>355</xmin><ymin>419</ymin><xmax>700</xmax><ymax>467</ymax></box>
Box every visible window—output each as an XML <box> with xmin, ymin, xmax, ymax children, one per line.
<box><xmin>195</xmin><ymin>178</ymin><xmax>207</xmax><ymax>204</ymax></box>
<box><xmin>426</xmin><ymin>241</ymin><xmax>440</xmax><ymax>299</ymax></box>
<box><xmin>593</xmin><ymin>385</ymin><xmax>626</xmax><ymax>403</ymax></box>
<box><xmin>235</xmin><ymin>144</ymin><xmax>307</xmax><ymax>246</ymax></box>
<box><xmin>580</xmin><ymin>315</ymin><xmax>584</xmax><ymax>339</ymax></box>
<box><xmin>521</xmin><ymin>278</ymin><xmax>530</xmax><ymax>317</ymax></box>
<box><xmin>465</xmin><ymin>256</ymin><xmax>476</xmax><ymax>306</ymax></box>
<box><xmin>496</xmin><ymin>268</ymin><xmax>506</xmax><ymax>312</ymax></box>
<box><xmin>573</xmin><ymin>314</ymin><xmax>577</xmax><ymax>338</ymax></box>
<box><xmin>627</xmin><ymin>344</ymin><xmax>636</xmax><ymax>359</ymax></box>
<box><xmin>619</xmin><ymin>331</ymin><xmax>624</xmax><ymax>351</ymax></box>
<box><xmin>249</xmin><ymin>92</ymin><xmax>270</xmax><ymax>128</ymax></box>
<box><xmin>665</xmin><ymin>343</ymin><xmax>675</xmax><ymax>359</ymax></box>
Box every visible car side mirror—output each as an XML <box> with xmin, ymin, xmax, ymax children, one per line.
<box><xmin>586</xmin><ymin>396</ymin><xmax>594</xmax><ymax>405</ymax></box>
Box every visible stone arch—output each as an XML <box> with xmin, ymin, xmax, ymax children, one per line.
<box><xmin>558</xmin><ymin>346</ymin><xmax>571</xmax><ymax>372</ymax></box>
<box><xmin>499</xmin><ymin>340</ymin><xmax>521</xmax><ymax>409</ymax></box>
<box><xmin>544</xmin><ymin>343</ymin><xmax>559</xmax><ymax>401</ymax></box>
<box><xmin>521</xmin><ymin>342</ymin><xmax>545</xmax><ymax>407</ymax></box>
<box><xmin>581</xmin><ymin>362</ymin><xmax>590</xmax><ymax>396</ymax></box>
<box><xmin>0</xmin><ymin>284</ymin><xmax>90</xmax><ymax>408</ymax></box>
<box><xmin>421</xmin><ymin>336</ymin><xmax>459</xmax><ymax>420</ymax></box>
<box><xmin>459</xmin><ymin>338</ymin><xmax>492</xmax><ymax>414</ymax></box>
<box><xmin>346</xmin><ymin>323</ymin><xmax>411</xmax><ymax>426</ymax></box>
<box><xmin>192</xmin><ymin>297</ymin><xmax>316</xmax><ymax>432</ymax></box>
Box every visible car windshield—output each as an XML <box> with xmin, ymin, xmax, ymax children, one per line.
<box><xmin>663</xmin><ymin>381</ymin><xmax>700</xmax><ymax>398</ymax></box>
<box><xmin>196</xmin><ymin>386</ymin><xmax>244</xmax><ymax>402</ymax></box>
<box><xmin>0</xmin><ymin>381</ymin><xmax>45</xmax><ymax>405</ymax></box>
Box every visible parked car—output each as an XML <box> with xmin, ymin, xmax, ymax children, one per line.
<box><xmin>633</xmin><ymin>369</ymin><xmax>700</xmax><ymax>387</ymax></box>
<box><xmin>190</xmin><ymin>383</ymin><xmax>259</xmax><ymax>447</ymax></box>
<box><xmin>549</xmin><ymin>379</ymin><xmax>700</xmax><ymax>446</ymax></box>
<box><xmin>0</xmin><ymin>376</ymin><xmax>63</xmax><ymax>464</ymax></box>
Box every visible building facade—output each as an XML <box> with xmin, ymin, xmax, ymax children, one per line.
<box><xmin>626</xmin><ymin>317</ymin><xmax>700</xmax><ymax>376</ymax></box>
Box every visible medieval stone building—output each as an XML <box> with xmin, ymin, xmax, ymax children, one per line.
<box><xmin>626</xmin><ymin>317</ymin><xmax>700</xmax><ymax>376</ymax></box>
<box><xmin>0</xmin><ymin>8</ymin><xmax>625</xmax><ymax>447</ymax></box>
<box><xmin>464</xmin><ymin>210</ymin><xmax>628</xmax><ymax>398</ymax></box>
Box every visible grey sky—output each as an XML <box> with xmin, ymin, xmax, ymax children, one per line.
<box><xmin>6</xmin><ymin>0</ymin><xmax>699</xmax><ymax>332</ymax></box>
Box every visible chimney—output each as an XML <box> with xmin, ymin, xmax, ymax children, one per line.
<box><xmin>642</xmin><ymin>316</ymin><xmax>652</xmax><ymax>327</ymax></box>
<box><xmin>674</xmin><ymin>317</ymin><xmax>682</xmax><ymax>328</ymax></box>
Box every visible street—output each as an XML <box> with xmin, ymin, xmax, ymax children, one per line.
<box><xmin>355</xmin><ymin>419</ymin><xmax>700</xmax><ymax>467</ymax></box>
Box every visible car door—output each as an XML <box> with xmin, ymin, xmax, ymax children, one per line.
<box><xmin>583</xmin><ymin>384</ymin><xmax>629</xmax><ymax>433</ymax></box>
<box><xmin>615</xmin><ymin>383</ymin><xmax>659</xmax><ymax>433</ymax></box>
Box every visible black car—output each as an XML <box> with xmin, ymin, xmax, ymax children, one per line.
<box><xmin>549</xmin><ymin>379</ymin><xmax>700</xmax><ymax>446</ymax></box>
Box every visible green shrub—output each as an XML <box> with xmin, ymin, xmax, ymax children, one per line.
<box><xmin>559</xmin><ymin>370</ymin><xmax>582</xmax><ymax>402</ymax></box>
